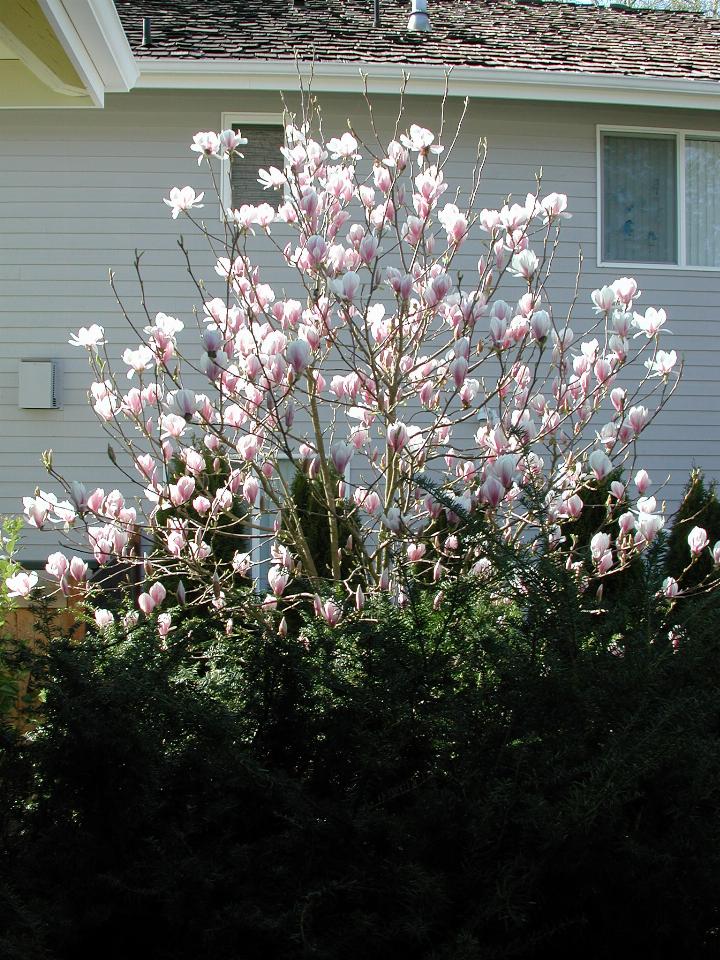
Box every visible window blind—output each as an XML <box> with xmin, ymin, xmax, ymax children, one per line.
<box><xmin>230</xmin><ymin>123</ymin><xmax>283</xmax><ymax>209</ymax></box>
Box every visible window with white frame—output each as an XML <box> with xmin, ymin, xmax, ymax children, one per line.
<box><xmin>221</xmin><ymin>113</ymin><xmax>284</xmax><ymax>212</ymax></box>
<box><xmin>599</xmin><ymin>128</ymin><xmax>720</xmax><ymax>268</ymax></box>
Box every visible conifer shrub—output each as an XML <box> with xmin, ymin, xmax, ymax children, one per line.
<box><xmin>666</xmin><ymin>468</ymin><xmax>720</xmax><ymax>589</ymax></box>
<box><xmin>1</xmin><ymin>574</ymin><xmax>719</xmax><ymax>960</ymax></box>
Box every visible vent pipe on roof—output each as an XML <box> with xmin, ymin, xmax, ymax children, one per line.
<box><xmin>141</xmin><ymin>17</ymin><xmax>152</xmax><ymax>46</ymax></box>
<box><xmin>374</xmin><ymin>0</ymin><xmax>381</xmax><ymax>28</ymax></box>
<box><xmin>408</xmin><ymin>0</ymin><xmax>430</xmax><ymax>32</ymax></box>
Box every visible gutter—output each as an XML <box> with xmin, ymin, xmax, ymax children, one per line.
<box><xmin>135</xmin><ymin>59</ymin><xmax>720</xmax><ymax>111</ymax></box>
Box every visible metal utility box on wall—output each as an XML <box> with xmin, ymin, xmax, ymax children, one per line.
<box><xmin>18</xmin><ymin>360</ymin><xmax>59</xmax><ymax>409</ymax></box>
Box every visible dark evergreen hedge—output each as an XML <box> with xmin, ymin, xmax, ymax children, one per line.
<box><xmin>1</xmin><ymin>571</ymin><xmax>720</xmax><ymax>959</ymax></box>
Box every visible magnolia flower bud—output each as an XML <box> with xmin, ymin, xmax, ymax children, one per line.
<box><xmin>688</xmin><ymin>526</ymin><xmax>709</xmax><ymax>557</ymax></box>
<box><xmin>386</xmin><ymin>422</ymin><xmax>408</xmax><ymax>453</ymax></box>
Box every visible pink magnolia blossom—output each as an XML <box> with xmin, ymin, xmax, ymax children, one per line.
<box><xmin>94</xmin><ymin>608</ymin><xmax>114</xmax><ymax>630</ymax></box>
<box><xmin>510</xmin><ymin>250</ymin><xmax>539</xmax><ymax>281</ymax></box>
<box><xmin>618</xmin><ymin>512</ymin><xmax>635</xmax><ymax>536</ymax></box>
<box><xmin>268</xmin><ymin>566</ymin><xmax>289</xmax><ymax>597</ymax></box>
<box><xmin>69</xmin><ymin>324</ymin><xmax>105</xmax><ymax>350</ymax></box>
<box><xmin>637</xmin><ymin>511</ymin><xmax>665</xmax><ymax>543</ymax></box>
<box><xmin>400</xmin><ymin>124</ymin><xmax>443</xmax><ymax>163</ymax></box>
<box><xmin>626</xmin><ymin>405</ymin><xmax>650</xmax><ymax>436</ymax></box>
<box><xmin>320</xmin><ymin>599</ymin><xmax>342</xmax><ymax>626</ymax></box>
<box><xmin>286</xmin><ymin>339</ymin><xmax>312</xmax><ymax>375</ymax></box>
<box><xmin>138</xmin><ymin>592</ymin><xmax>155</xmax><ymax>616</ymax></box>
<box><xmin>634</xmin><ymin>470</ymin><xmax>651</xmax><ymax>495</ymax></box>
<box><xmin>218</xmin><ymin>128</ymin><xmax>246</xmax><ymax>154</ymax></box>
<box><xmin>23</xmin><ymin>494</ymin><xmax>52</xmax><ymax>529</ymax></box>
<box><xmin>530</xmin><ymin>310</ymin><xmax>551</xmax><ymax>341</ymax></box>
<box><xmin>243</xmin><ymin>475</ymin><xmax>259</xmax><ymax>506</ymax></box>
<box><xmin>326</xmin><ymin>132</ymin><xmax>360</xmax><ymax>160</ymax></box>
<box><xmin>663</xmin><ymin>577</ymin><xmax>679</xmax><ymax>599</ymax></box>
<box><xmin>330</xmin><ymin>442</ymin><xmax>353</xmax><ymax>475</ymax></box>
<box><xmin>5</xmin><ymin>571</ymin><xmax>37</xmax><ymax>598</ymax></box>
<box><xmin>122</xmin><ymin>345</ymin><xmax>154</xmax><ymax>379</ymax></box>
<box><xmin>190</xmin><ymin>131</ymin><xmax>220</xmax><ymax>163</ymax></box>
<box><xmin>438</xmin><ymin>203</ymin><xmax>468</xmax><ymax>245</ymax></box>
<box><xmin>355</xmin><ymin>584</ymin><xmax>365</xmax><ymax>611</ymax></box>
<box><xmin>589</xmin><ymin>450</ymin><xmax>612</xmax><ymax>482</ymax></box>
<box><xmin>688</xmin><ymin>526</ymin><xmax>709</xmax><ymax>557</ymax></box>
<box><xmin>645</xmin><ymin>350</ymin><xmax>677</xmax><ymax>378</ymax></box>
<box><xmin>68</xmin><ymin>557</ymin><xmax>88</xmax><ymax>582</ymax></box>
<box><xmin>258</xmin><ymin>166</ymin><xmax>286</xmax><ymax>190</ymax></box>
<box><xmin>633</xmin><ymin>307</ymin><xmax>668</xmax><ymax>338</ymax></box>
<box><xmin>387</xmin><ymin>422</ymin><xmax>409</xmax><ymax>453</ymax></box>
<box><xmin>163</xmin><ymin>186</ymin><xmax>205</xmax><ymax>218</ymax></box>
<box><xmin>591</xmin><ymin>286</ymin><xmax>616</xmax><ymax>313</ymax></box>
<box><xmin>237</xmin><ymin>435</ymin><xmax>260</xmax><ymax>461</ymax></box>
<box><xmin>480</xmin><ymin>476</ymin><xmax>505</xmax><ymax>508</ymax></box>
<box><xmin>45</xmin><ymin>552</ymin><xmax>69</xmax><ymax>580</ymax></box>
<box><xmin>407</xmin><ymin>543</ymin><xmax>426</xmax><ymax>563</ymax></box>
<box><xmin>169</xmin><ymin>476</ymin><xmax>195</xmax><ymax>506</ymax></box>
<box><xmin>232</xmin><ymin>552</ymin><xmax>251</xmax><ymax>576</ymax></box>
<box><xmin>610</xmin><ymin>387</ymin><xmax>626</xmax><ymax>412</ymax></box>
<box><xmin>564</xmin><ymin>495</ymin><xmax>583</xmax><ymax>519</ymax></box>
<box><xmin>540</xmin><ymin>192</ymin><xmax>570</xmax><ymax>222</ymax></box>
<box><xmin>612</xmin><ymin>277</ymin><xmax>638</xmax><ymax>305</ymax></box>
<box><xmin>590</xmin><ymin>531</ymin><xmax>611</xmax><ymax>561</ymax></box>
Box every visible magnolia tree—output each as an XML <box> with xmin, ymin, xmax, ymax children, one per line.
<box><xmin>8</xmin><ymin>92</ymin><xmax>720</xmax><ymax>633</ymax></box>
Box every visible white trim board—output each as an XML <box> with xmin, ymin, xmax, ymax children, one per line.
<box><xmin>137</xmin><ymin>60</ymin><xmax>720</xmax><ymax>111</ymax></box>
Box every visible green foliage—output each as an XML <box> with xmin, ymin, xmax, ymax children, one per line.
<box><xmin>0</xmin><ymin>517</ymin><xmax>24</xmax><ymax>725</ymax></box>
<box><xmin>286</xmin><ymin>468</ymin><xmax>354</xmax><ymax>581</ymax></box>
<box><xmin>666</xmin><ymin>468</ymin><xmax>720</xmax><ymax>589</ymax></box>
<box><xmin>1</xmin><ymin>571</ymin><xmax>720</xmax><ymax>958</ymax></box>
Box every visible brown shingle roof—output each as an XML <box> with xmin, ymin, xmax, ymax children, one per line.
<box><xmin>114</xmin><ymin>0</ymin><xmax>720</xmax><ymax>83</ymax></box>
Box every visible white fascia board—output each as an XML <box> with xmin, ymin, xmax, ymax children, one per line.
<box><xmin>38</xmin><ymin>0</ymin><xmax>138</xmax><ymax>107</ymax></box>
<box><xmin>136</xmin><ymin>59</ymin><xmax>720</xmax><ymax>111</ymax></box>
<box><xmin>37</xmin><ymin>0</ymin><xmax>105</xmax><ymax>106</ymax></box>
<box><xmin>63</xmin><ymin>0</ymin><xmax>139</xmax><ymax>92</ymax></box>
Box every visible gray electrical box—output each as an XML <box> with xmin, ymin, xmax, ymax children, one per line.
<box><xmin>18</xmin><ymin>360</ymin><xmax>59</xmax><ymax>409</ymax></box>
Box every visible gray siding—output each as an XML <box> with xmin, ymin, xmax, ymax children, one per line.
<box><xmin>1</xmin><ymin>90</ymin><xmax>719</xmax><ymax>561</ymax></box>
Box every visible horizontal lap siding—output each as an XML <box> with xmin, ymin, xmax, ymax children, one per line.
<box><xmin>1</xmin><ymin>91</ymin><xmax>718</xmax><ymax>561</ymax></box>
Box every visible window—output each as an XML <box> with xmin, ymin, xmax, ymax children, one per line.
<box><xmin>220</xmin><ymin>113</ymin><xmax>284</xmax><ymax>212</ymax></box>
<box><xmin>251</xmin><ymin>457</ymin><xmax>296</xmax><ymax>588</ymax></box>
<box><xmin>599</xmin><ymin>128</ymin><xmax>720</xmax><ymax>269</ymax></box>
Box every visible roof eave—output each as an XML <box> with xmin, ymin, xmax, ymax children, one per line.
<box><xmin>135</xmin><ymin>59</ymin><xmax>720</xmax><ymax>110</ymax></box>
<box><xmin>38</xmin><ymin>0</ymin><xmax>139</xmax><ymax>106</ymax></box>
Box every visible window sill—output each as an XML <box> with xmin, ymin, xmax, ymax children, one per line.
<box><xmin>598</xmin><ymin>259</ymin><xmax>720</xmax><ymax>274</ymax></box>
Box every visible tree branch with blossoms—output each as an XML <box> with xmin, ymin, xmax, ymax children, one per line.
<box><xmin>11</xmin><ymin>89</ymin><xmax>720</xmax><ymax>640</ymax></box>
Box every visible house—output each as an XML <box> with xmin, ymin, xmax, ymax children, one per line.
<box><xmin>2</xmin><ymin>0</ymin><xmax>720</xmax><ymax>567</ymax></box>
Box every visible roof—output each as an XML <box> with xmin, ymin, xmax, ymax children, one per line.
<box><xmin>114</xmin><ymin>0</ymin><xmax>720</xmax><ymax>84</ymax></box>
